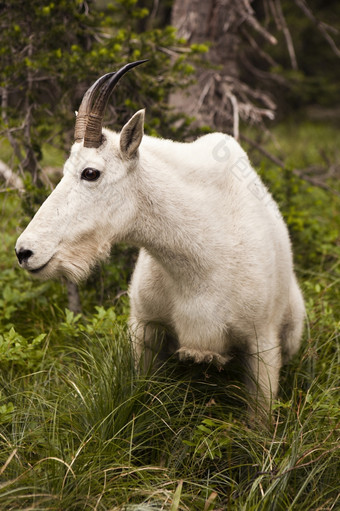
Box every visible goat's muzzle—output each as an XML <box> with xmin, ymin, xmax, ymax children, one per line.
<box><xmin>15</xmin><ymin>248</ymin><xmax>33</xmax><ymax>265</ymax></box>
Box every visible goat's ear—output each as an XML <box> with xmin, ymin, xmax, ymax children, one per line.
<box><xmin>120</xmin><ymin>109</ymin><xmax>145</xmax><ymax>158</ymax></box>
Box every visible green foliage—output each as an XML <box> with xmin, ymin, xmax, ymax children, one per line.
<box><xmin>59</xmin><ymin>305</ymin><xmax>125</xmax><ymax>339</ymax></box>
<box><xmin>0</xmin><ymin>0</ymin><xmax>202</xmax><ymax>183</ymax></box>
<box><xmin>0</xmin><ymin>399</ymin><xmax>14</xmax><ymax>425</ymax></box>
<box><xmin>0</xmin><ymin>328</ymin><xmax>46</xmax><ymax>370</ymax></box>
<box><xmin>246</xmin><ymin>121</ymin><xmax>340</xmax><ymax>277</ymax></box>
<box><xmin>0</xmin><ymin>321</ymin><xmax>338</xmax><ymax>509</ymax></box>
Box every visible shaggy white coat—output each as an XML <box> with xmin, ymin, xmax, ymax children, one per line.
<box><xmin>16</xmin><ymin>110</ymin><xmax>305</xmax><ymax>410</ymax></box>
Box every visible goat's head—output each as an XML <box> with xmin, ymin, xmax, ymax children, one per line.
<box><xmin>15</xmin><ymin>60</ymin><xmax>147</xmax><ymax>282</ymax></box>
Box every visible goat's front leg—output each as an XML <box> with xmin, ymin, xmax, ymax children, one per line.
<box><xmin>129</xmin><ymin>318</ymin><xmax>171</xmax><ymax>372</ymax></box>
<box><xmin>243</xmin><ymin>334</ymin><xmax>282</xmax><ymax>415</ymax></box>
<box><xmin>129</xmin><ymin>318</ymin><xmax>157</xmax><ymax>371</ymax></box>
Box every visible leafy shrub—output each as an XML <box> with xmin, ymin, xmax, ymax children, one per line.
<box><xmin>0</xmin><ymin>327</ymin><xmax>46</xmax><ymax>371</ymax></box>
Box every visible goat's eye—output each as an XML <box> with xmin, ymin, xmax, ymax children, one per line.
<box><xmin>81</xmin><ymin>168</ymin><xmax>101</xmax><ymax>182</ymax></box>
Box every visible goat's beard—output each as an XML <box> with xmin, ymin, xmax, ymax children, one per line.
<box><xmin>34</xmin><ymin>234</ymin><xmax>112</xmax><ymax>283</ymax></box>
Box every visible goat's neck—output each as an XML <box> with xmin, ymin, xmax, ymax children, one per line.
<box><xmin>127</xmin><ymin>162</ymin><xmax>211</xmax><ymax>284</ymax></box>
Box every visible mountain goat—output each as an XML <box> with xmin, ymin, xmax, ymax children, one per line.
<box><xmin>15</xmin><ymin>60</ymin><xmax>305</xmax><ymax>412</ymax></box>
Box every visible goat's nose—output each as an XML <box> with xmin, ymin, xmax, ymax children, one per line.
<box><xmin>15</xmin><ymin>248</ymin><xmax>34</xmax><ymax>265</ymax></box>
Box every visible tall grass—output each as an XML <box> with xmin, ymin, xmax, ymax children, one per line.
<box><xmin>0</xmin><ymin>324</ymin><xmax>338</xmax><ymax>510</ymax></box>
<box><xmin>0</xmin><ymin>121</ymin><xmax>339</xmax><ymax>510</ymax></box>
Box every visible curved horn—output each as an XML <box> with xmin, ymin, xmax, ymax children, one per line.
<box><xmin>74</xmin><ymin>72</ymin><xmax>115</xmax><ymax>143</ymax></box>
<box><xmin>82</xmin><ymin>59</ymin><xmax>148</xmax><ymax>149</ymax></box>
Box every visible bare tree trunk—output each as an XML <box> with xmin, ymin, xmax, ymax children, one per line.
<box><xmin>172</xmin><ymin>0</ymin><xmax>241</xmax><ymax>75</ymax></box>
<box><xmin>170</xmin><ymin>0</ymin><xmax>277</xmax><ymax>136</ymax></box>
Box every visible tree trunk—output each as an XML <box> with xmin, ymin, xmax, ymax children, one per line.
<box><xmin>172</xmin><ymin>0</ymin><xmax>240</xmax><ymax>75</ymax></box>
<box><xmin>171</xmin><ymin>0</ymin><xmax>276</xmax><ymax>136</ymax></box>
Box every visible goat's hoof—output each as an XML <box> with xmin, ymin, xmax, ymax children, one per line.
<box><xmin>176</xmin><ymin>347</ymin><xmax>229</xmax><ymax>368</ymax></box>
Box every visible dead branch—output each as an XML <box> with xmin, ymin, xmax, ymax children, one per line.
<box><xmin>219</xmin><ymin>80</ymin><xmax>241</xmax><ymax>140</ymax></box>
<box><xmin>293</xmin><ymin>0</ymin><xmax>340</xmax><ymax>58</ymax></box>
<box><xmin>273</xmin><ymin>0</ymin><xmax>298</xmax><ymax>69</ymax></box>
<box><xmin>194</xmin><ymin>74</ymin><xmax>215</xmax><ymax>114</ymax></box>
<box><xmin>240</xmin><ymin>133</ymin><xmax>340</xmax><ymax>197</ymax></box>
<box><xmin>1</xmin><ymin>87</ymin><xmax>24</xmax><ymax>169</ymax></box>
<box><xmin>241</xmin><ymin>55</ymin><xmax>288</xmax><ymax>86</ymax></box>
<box><xmin>240</xmin><ymin>27</ymin><xmax>279</xmax><ymax>68</ymax></box>
<box><xmin>0</xmin><ymin>159</ymin><xmax>24</xmax><ymax>191</ymax></box>
<box><xmin>228</xmin><ymin>92</ymin><xmax>240</xmax><ymax>141</ymax></box>
<box><xmin>240</xmin><ymin>0</ymin><xmax>278</xmax><ymax>45</ymax></box>
<box><xmin>22</xmin><ymin>36</ymin><xmax>41</xmax><ymax>183</ymax></box>
<box><xmin>150</xmin><ymin>0</ymin><xmax>160</xmax><ymax>24</ymax></box>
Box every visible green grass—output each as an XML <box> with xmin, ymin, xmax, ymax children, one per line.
<box><xmin>0</xmin><ymin>121</ymin><xmax>339</xmax><ymax>510</ymax></box>
<box><xmin>0</xmin><ymin>327</ymin><xmax>338</xmax><ymax>510</ymax></box>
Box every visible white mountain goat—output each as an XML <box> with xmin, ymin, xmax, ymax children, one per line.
<box><xmin>15</xmin><ymin>60</ymin><xmax>305</xmax><ymax>411</ymax></box>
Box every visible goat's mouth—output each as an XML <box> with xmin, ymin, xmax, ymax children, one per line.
<box><xmin>28</xmin><ymin>257</ymin><xmax>54</xmax><ymax>274</ymax></box>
